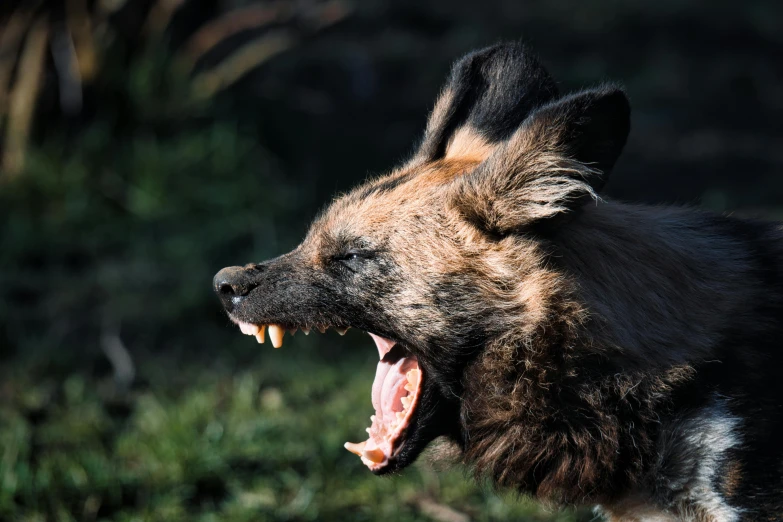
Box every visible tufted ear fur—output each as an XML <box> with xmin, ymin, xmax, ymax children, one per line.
<box><xmin>413</xmin><ymin>42</ymin><xmax>559</xmax><ymax>165</ymax></box>
<box><xmin>450</xmin><ymin>86</ymin><xmax>631</xmax><ymax>234</ymax></box>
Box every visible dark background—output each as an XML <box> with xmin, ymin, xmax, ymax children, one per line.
<box><xmin>1</xmin><ymin>0</ymin><xmax>781</xmax><ymax>520</ymax></box>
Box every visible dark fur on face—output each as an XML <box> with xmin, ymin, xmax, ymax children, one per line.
<box><xmin>215</xmin><ymin>43</ymin><xmax>783</xmax><ymax>520</ymax></box>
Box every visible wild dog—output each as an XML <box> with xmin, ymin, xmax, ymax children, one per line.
<box><xmin>213</xmin><ymin>43</ymin><xmax>783</xmax><ymax>520</ymax></box>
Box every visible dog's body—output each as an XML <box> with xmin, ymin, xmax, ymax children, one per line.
<box><xmin>463</xmin><ymin>202</ymin><xmax>783</xmax><ymax>520</ymax></box>
<box><xmin>214</xmin><ymin>44</ymin><xmax>783</xmax><ymax>520</ymax></box>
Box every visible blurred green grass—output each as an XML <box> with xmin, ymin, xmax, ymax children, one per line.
<box><xmin>0</xmin><ymin>336</ymin><xmax>585</xmax><ymax>522</ymax></box>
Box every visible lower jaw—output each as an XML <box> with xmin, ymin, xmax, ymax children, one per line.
<box><xmin>344</xmin><ymin>357</ymin><xmax>423</xmax><ymax>471</ymax></box>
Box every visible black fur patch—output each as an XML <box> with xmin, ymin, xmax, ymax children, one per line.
<box><xmin>529</xmin><ymin>86</ymin><xmax>631</xmax><ymax>187</ymax></box>
<box><xmin>703</xmin><ymin>217</ymin><xmax>783</xmax><ymax>518</ymax></box>
<box><xmin>417</xmin><ymin>42</ymin><xmax>559</xmax><ymax>161</ymax></box>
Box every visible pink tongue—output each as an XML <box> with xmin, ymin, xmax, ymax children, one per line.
<box><xmin>368</xmin><ymin>333</ymin><xmax>417</xmax><ymax>426</ymax></box>
<box><xmin>372</xmin><ymin>356</ymin><xmax>418</xmax><ymax>422</ymax></box>
<box><xmin>345</xmin><ymin>333</ymin><xmax>422</xmax><ymax>468</ymax></box>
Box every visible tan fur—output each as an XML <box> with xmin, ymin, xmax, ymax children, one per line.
<box><xmin>409</xmin><ymin>86</ymin><xmax>457</xmax><ymax>166</ymax></box>
<box><xmin>448</xmin><ymin>116</ymin><xmax>602</xmax><ymax>234</ymax></box>
<box><xmin>720</xmin><ymin>459</ymin><xmax>743</xmax><ymax>500</ymax></box>
<box><xmin>445</xmin><ymin>127</ymin><xmax>495</xmax><ymax>162</ymax></box>
<box><xmin>426</xmin><ymin>87</ymin><xmax>454</xmax><ymax>139</ymax></box>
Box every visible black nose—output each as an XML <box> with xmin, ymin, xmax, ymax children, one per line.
<box><xmin>213</xmin><ymin>266</ymin><xmax>258</xmax><ymax>310</ymax></box>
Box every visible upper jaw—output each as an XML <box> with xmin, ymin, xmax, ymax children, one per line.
<box><xmin>230</xmin><ymin>315</ymin><xmax>352</xmax><ymax>347</ymax></box>
<box><xmin>226</xmin><ymin>291</ymin><xmax>356</xmax><ymax>347</ymax></box>
<box><xmin>227</xmin><ymin>298</ymin><xmax>400</xmax><ymax>350</ymax></box>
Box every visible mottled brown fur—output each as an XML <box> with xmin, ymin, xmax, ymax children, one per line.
<box><xmin>215</xmin><ymin>43</ymin><xmax>783</xmax><ymax>520</ymax></box>
<box><xmin>719</xmin><ymin>459</ymin><xmax>743</xmax><ymax>501</ymax></box>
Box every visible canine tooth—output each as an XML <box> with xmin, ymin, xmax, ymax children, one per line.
<box><xmin>268</xmin><ymin>325</ymin><xmax>284</xmax><ymax>348</ymax></box>
<box><xmin>335</xmin><ymin>327</ymin><xmax>348</xmax><ymax>336</ymax></box>
<box><xmin>400</xmin><ymin>396</ymin><xmax>412</xmax><ymax>409</ymax></box>
<box><xmin>363</xmin><ymin>448</ymin><xmax>385</xmax><ymax>464</ymax></box>
<box><xmin>344</xmin><ymin>441</ymin><xmax>365</xmax><ymax>457</ymax></box>
<box><xmin>255</xmin><ymin>325</ymin><xmax>266</xmax><ymax>344</ymax></box>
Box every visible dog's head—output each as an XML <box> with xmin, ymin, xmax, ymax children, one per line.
<box><xmin>213</xmin><ymin>43</ymin><xmax>630</xmax><ymax>474</ymax></box>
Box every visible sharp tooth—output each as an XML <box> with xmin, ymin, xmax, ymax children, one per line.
<box><xmin>400</xmin><ymin>396</ymin><xmax>412</xmax><ymax>409</ymax></box>
<box><xmin>396</xmin><ymin>411</ymin><xmax>405</xmax><ymax>421</ymax></box>
<box><xmin>406</xmin><ymin>369</ymin><xmax>420</xmax><ymax>386</ymax></box>
<box><xmin>239</xmin><ymin>323</ymin><xmax>259</xmax><ymax>336</ymax></box>
<box><xmin>288</xmin><ymin>328</ymin><xmax>297</xmax><ymax>336</ymax></box>
<box><xmin>255</xmin><ymin>325</ymin><xmax>266</xmax><ymax>344</ymax></box>
<box><xmin>335</xmin><ymin>327</ymin><xmax>348</xmax><ymax>336</ymax></box>
<box><xmin>344</xmin><ymin>441</ymin><xmax>365</xmax><ymax>457</ymax></box>
<box><xmin>370</xmin><ymin>415</ymin><xmax>376</xmax><ymax>424</ymax></box>
<box><xmin>366</xmin><ymin>427</ymin><xmax>372</xmax><ymax>434</ymax></box>
<box><xmin>268</xmin><ymin>325</ymin><xmax>284</xmax><ymax>348</ymax></box>
<box><xmin>302</xmin><ymin>328</ymin><xmax>310</xmax><ymax>335</ymax></box>
<box><xmin>318</xmin><ymin>326</ymin><xmax>327</xmax><ymax>334</ymax></box>
<box><xmin>363</xmin><ymin>448</ymin><xmax>385</xmax><ymax>464</ymax></box>
<box><xmin>404</xmin><ymin>383</ymin><xmax>415</xmax><ymax>393</ymax></box>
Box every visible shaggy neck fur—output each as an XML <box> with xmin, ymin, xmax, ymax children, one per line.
<box><xmin>458</xmin><ymin>201</ymin><xmax>759</xmax><ymax>507</ymax></box>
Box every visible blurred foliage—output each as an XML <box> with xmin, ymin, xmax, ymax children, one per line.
<box><xmin>1</xmin><ymin>0</ymin><xmax>782</xmax><ymax>520</ymax></box>
<box><xmin>0</xmin><ymin>0</ymin><xmax>350</xmax><ymax>177</ymax></box>
<box><xmin>0</xmin><ymin>348</ymin><xmax>586</xmax><ymax>521</ymax></box>
<box><xmin>0</xmin><ymin>46</ymin><xmax>293</xmax><ymax>366</ymax></box>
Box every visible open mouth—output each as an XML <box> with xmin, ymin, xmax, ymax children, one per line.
<box><xmin>231</xmin><ymin>319</ymin><xmax>423</xmax><ymax>472</ymax></box>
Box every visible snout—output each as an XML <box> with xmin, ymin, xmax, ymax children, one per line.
<box><xmin>213</xmin><ymin>265</ymin><xmax>258</xmax><ymax>312</ymax></box>
<box><xmin>213</xmin><ymin>252</ymin><xmax>326</xmax><ymax>327</ymax></box>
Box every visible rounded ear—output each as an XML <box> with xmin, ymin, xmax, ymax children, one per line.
<box><xmin>529</xmin><ymin>86</ymin><xmax>631</xmax><ymax>193</ymax></box>
<box><xmin>449</xmin><ymin>87</ymin><xmax>631</xmax><ymax>235</ymax></box>
<box><xmin>413</xmin><ymin>42</ymin><xmax>559</xmax><ymax>164</ymax></box>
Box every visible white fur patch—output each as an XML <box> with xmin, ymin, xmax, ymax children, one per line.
<box><xmin>598</xmin><ymin>398</ymin><xmax>743</xmax><ymax>521</ymax></box>
<box><xmin>678</xmin><ymin>400</ymin><xmax>742</xmax><ymax>521</ymax></box>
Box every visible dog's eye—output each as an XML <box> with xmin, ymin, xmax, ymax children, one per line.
<box><xmin>332</xmin><ymin>251</ymin><xmax>372</xmax><ymax>271</ymax></box>
<box><xmin>337</xmin><ymin>252</ymin><xmax>364</xmax><ymax>263</ymax></box>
